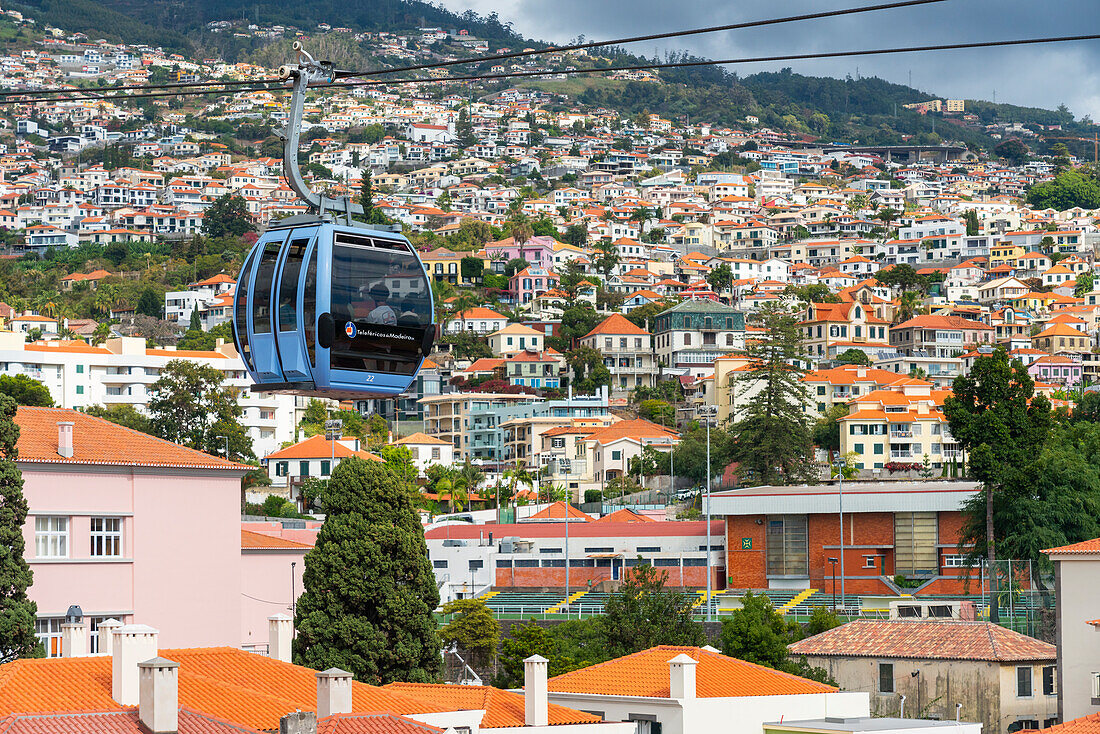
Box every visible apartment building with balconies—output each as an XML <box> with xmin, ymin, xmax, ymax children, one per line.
<box><xmin>653</xmin><ymin>300</ymin><xmax>745</xmax><ymax>379</ymax></box>
<box><xmin>579</xmin><ymin>314</ymin><xmax>657</xmax><ymax>397</ymax></box>
<box><xmin>889</xmin><ymin>314</ymin><xmax>994</xmax><ymax>358</ymax></box>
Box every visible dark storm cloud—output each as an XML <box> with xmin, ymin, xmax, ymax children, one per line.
<box><xmin>447</xmin><ymin>0</ymin><xmax>1100</xmax><ymax>118</ymax></box>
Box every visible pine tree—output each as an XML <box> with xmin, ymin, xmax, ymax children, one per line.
<box><xmin>0</xmin><ymin>395</ymin><xmax>43</xmax><ymax>661</ymax></box>
<box><xmin>732</xmin><ymin>302</ymin><xmax>817</xmax><ymax>485</ymax></box>
<box><xmin>294</xmin><ymin>457</ymin><xmax>441</xmax><ymax>684</ymax></box>
<box><xmin>188</xmin><ymin>308</ymin><xmax>202</xmax><ymax>332</ymax></box>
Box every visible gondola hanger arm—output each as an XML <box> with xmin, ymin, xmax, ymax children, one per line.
<box><xmin>278</xmin><ymin>42</ymin><xmax>364</xmax><ymax>222</ymax></box>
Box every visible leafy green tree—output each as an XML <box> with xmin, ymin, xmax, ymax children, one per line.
<box><xmin>0</xmin><ymin>395</ymin><xmax>43</xmax><ymax>660</ymax></box>
<box><xmin>1075</xmin><ymin>271</ymin><xmax>1094</xmax><ymax>296</ymax></box>
<box><xmin>671</xmin><ymin>422</ymin><xmax>736</xmax><ymax>483</ymax></box>
<box><xmin>201</xmin><ymin>194</ymin><xmax>254</xmax><ymax>239</ymax></box>
<box><xmin>995</xmin><ymin>138</ymin><xmax>1029</xmax><ymax>165</ymax></box>
<box><xmin>1026</xmin><ymin>169</ymin><xmax>1100</xmax><ymax>211</ymax></box>
<box><xmin>875</xmin><ymin>263</ymin><xmax>922</xmax><ymax>292</ymax></box>
<box><xmin>84</xmin><ymin>404</ymin><xmax>154</xmax><ymax>434</ymax></box>
<box><xmin>460</xmin><ymin>256</ymin><xmax>484</xmax><ymax>282</ymax></box>
<box><xmin>492</xmin><ymin>622</ymin><xmax>588</xmax><ymax>688</ymax></box>
<box><xmin>294</xmin><ymin>458</ymin><xmax>441</xmax><ymax>684</ymax></box>
<box><xmin>943</xmin><ymin>351</ymin><xmax>1052</xmax><ymax>622</ymax></box>
<box><xmin>135</xmin><ymin>288</ymin><xmax>161</xmax><ymax>318</ymax></box>
<box><xmin>625</xmin><ymin>298</ymin><xmax>679</xmax><ymax>329</ymax></box>
<box><xmin>357</xmin><ymin>169</ymin><xmax>391</xmax><ymax>225</ymax></box>
<box><xmin>963</xmin><ymin>209</ymin><xmax>980</xmax><ymax>236</ymax></box>
<box><xmin>439</xmin><ymin>599</ymin><xmax>501</xmax><ymax>670</ymax></box>
<box><xmin>592</xmin><ymin>239</ymin><xmax>620</xmax><ymax>281</ymax></box>
<box><xmin>732</xmin><ymin>303</ymin><xmax>816</xmax><ymax>485</ymax></box>
<box><xmin>706</xmin><ymin>263</ymin><xmax>734</xmax><ymax>298</ymax></box>
<box><xmin>567</xmin><ymin>346</ymin><xmax>611</xmax><ymax>394</ymax></box>
<box><xmin>805</xmin><ymin>606</ymin><xmax>843</xmax><ymax>636</ymax></box>
<box><xmin>782</xmin><ymin>284</ymin><xmax>839</xmax><ymax>304</ymax></box>
<box><xmin>600</xmin><ymin>563</ymin><xmax>705</xmax><ymax>659</ymax></box>
<box><xmin>638</xmin><ymin>399</ymin><xmax>675</xmax><ymax>426</ymax></box>
<box><xmin>812</xmin><ymin>404</ymin><xmax>849</xmax><ymax>454</ymax></box>
<box><xmin>556</xmin><ymin>303</ymin><xmax>603</xmax><ymax>348</ymax></box>
<box><xmin>0</xmin><ymin>375</ymin><xmax>53</xmax><ymax>406</ymax></box>
<box><xmin>835</xmin><ymin>349</ymin><xmax>871</xmax><ymax>366</ymax></box>
<box><xmin>719</xmin><ymin>592</ymin><xmax>800</xmax><ymax>668</ymax></box>
<box><xmin>147</xmin><ymin>360</ymin><xmax>254</xmax><ymax>460</ymax></box>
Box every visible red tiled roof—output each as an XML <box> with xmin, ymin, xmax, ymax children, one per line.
<box><xmin>788</xmin><ymin>620</ymin><xmax>1055</xmax><ymax>662</ymax></box>
<box><xmin>265</xmin><ymin>436</ymin><xmax>381</xmax><ymax>462</ymax></box>
<box><xmin>0</xmin><ymin>708</ymin><xmax>264</xmax><ymax>734</ymax></box>
<box><xmin>1018</xmin><ymin>712</ymin><xmax>1100</xmax><ymax>734</ymax></box>
<box><xmin>0</xmin><ymin>649</ymin><xmax>444</xmax><ymax>731</ymax></box>
<box><xmin>383</xmin><ymin>683</ymin><xmax>599</xmax><ymax>729</ymax></box>
<box><xmin>583</xmin><ymin>313</ymin><xmax>649</xmax><ymax>338</ymax></box>
<box><xmin>893</xmin><ymin>315</ymin><xmax>993</xmax><ymax>331</ymax></box>
<box><xmin>1044</xmin><ymin>537</ymin><xmax>1100</xmax><ymax>555</ymax></box>
<box><xmin>392</xmin><ymin>432</ymin><xmax>451</xmax><ymax>446</ymax></box>
<box><xmin>524</xmin><ymin>502</ymin><xmax>590</xmax><ymax>521</ymax></box>
<box><xmin>13</xmin><ymin>407</ymin><xmax>247</xmax><ymax>471</ymax></box>
<box><xmin>548</xmin><ymin>646</ymin><xmax>834</xmax><ymax>698</ymax></box>
<box><xmin>241</xmin><ymin>529</ymin><xmax>312</xmax><ymax>550</ymax></box>
<box><xmin>317</xmin><ymin>712</ymin><xmax>443</xmax><ymax>734</ymax></box>
<box><xmin>594</xmin><ymin>508</ymin><xmax>655</xmax><ymax>523</ymax></box>
<box><xmin>582</xmin><ymin>419</ymin><xmax>677</xmax><ymax>446</ymax></box>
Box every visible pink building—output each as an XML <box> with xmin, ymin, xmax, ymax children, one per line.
<box><xmin>509</xmin><ymin>266</ymin><xmax>560</xmax><ymax>304</ymax></box>
<box><xmin>485</xmin><ymin>235</ymin><xmax>556</xmax><ymax>271</ymax></box>
<box><xmin>240</xmin><ymin>528</ymin><xmax>310</xmax><ymax>651</ymax></box>
<box><xmin>15</xmin><ymin>407</ymin><xmax>249</xmax><ymax>653</ymax></box>
<box><xmin>1028</xmin><ymin>354</ymin><xmax>1082</xmax><ymax>387</ymax></box>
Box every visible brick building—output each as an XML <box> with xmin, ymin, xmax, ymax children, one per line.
<box><xmin>708</xmin><ymin>481</ymin><xmax>979</xmax><ymax>595</ymax></box>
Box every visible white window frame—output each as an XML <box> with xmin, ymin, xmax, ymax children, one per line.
<box><xmin>35</xmin><ymin>516</ymin><xmax>69</xmax><ymax>558</ymax></box>
<box><xmin>90</xmin><ymin>517</ymin><xmax>122</xmax><ymax>558</ymax></box>
<box><xmin>35</xmin><ymin>617</ymin><xmax>63</xmax><ymax>657</ymax></box>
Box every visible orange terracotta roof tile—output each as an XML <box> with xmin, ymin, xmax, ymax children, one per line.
<box><xmin>384</xmin><ymin>683</ymin><xmax>598</xmax><ymax>729</ymax></box>
<box><xmin>788</xmin><ymin>620</ymin><xmax>1055</xmax><ymax>662</ymax></box>
<box><xmin>594</xmin><ymin>508</ymin><xmax>655</xmax><ymax>523</ymax></box>
<box><xmin>524</xmin><ymin>501</ymin><xmax>589</xmax><ymax>521</ymax></box>
<box><xmin>548</xmin><ymin>646</ymin><xmax>834</xmax><ymax>698</ymax></box>
<box><xmin>317</xmin><ymin>712</ymin><xmax>443</xmax><ymax>734</ymax></box>
<box><xmin>14</xmin><ymin>407</ymin><xmax>247</xmax><ymax>471</ymax></box>
<box><xmin>265</xmin><ymin>436</ymin><xmax>382</xmax><ymax>462</ymax></box>
<box><xmin>583</xmin><ymin>313</ymin><xmax>649</xmax><ymax>338</ymax></box>
<box><xmin>583</xmin><ymin>419</ymin><xmax>677</xmax><ymax>446</ymax></box>
<box><xmin>0</xmin><ymin>649</ymin><xmax>444</xmax><ymax>731</ymax></box>
<box><xmin>1019</xmin><ymin>712</ymin><xmax>1100</xmax><ymax>734</ymax></box>
<box><xmin>393</xmin><ymin>432</ymin><xmax>452</xmax><ymax>446</ymax></box>
<box><xmin>240</xmin><ymin>529</ymin><xmax>312</xmax><ymax>550</ymax></box>
<box><xmin>1044</xmin><ymin>537</ymin><xmax>1100</xmax><ymax>555</ymax></box>
<box><xmin>0</xmin><ymin>708</ymin><xmax>265</xmax><ymax>734</ymax></box>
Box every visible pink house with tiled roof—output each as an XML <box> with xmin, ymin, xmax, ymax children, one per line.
<box><xmin>13</xmin><ymin>406</ymin><xmax>250</xmax><ymax>653</ymax></box>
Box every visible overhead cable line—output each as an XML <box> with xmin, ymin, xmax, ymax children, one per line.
<box><xmin>330</xmin><ymin>0</ymin><xmax>947</xmax><ymax>79</ymax></box>
<box><xmin>6</xmin><ymin>32</ymin><xmax>1100</xmax><ymax>105</ymax></box>
<box><xmin>0</xmin><ymin>84</ymin><xmax>286</xmax><ymax>105</ymax></box>
<box><xmin>321</xmin><ymin>33</ymin><xmax>1100</xmax><ymax>89</ymax></box>
<box><xmin>0</xmin><ymin>77</ymin><xmax>283</xmax><ymax>98</ymax></box>
<box><xmin>2</xmin><ymin>0</ymin><xmax>940</xmax><ymax>99</ymax></box>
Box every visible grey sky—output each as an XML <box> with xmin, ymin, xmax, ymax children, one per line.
<box><xmin>444</xmin><ymin>0</ymin><xmax>1100</xmax><ymax>120</ymax></box>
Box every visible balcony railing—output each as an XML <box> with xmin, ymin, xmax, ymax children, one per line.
<box><xmin>890</xmin><ymin>451</ymin><xmax>913</xmax><ymax>459</ymax></box>
<box><xmin>890</xmin><ymin>430</ymin><xmax>914</xmax><ymax>438</ymax></box>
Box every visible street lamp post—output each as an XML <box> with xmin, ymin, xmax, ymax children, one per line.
<box><xmin>836</xmin><ymin>457</ymin><xmax>846</xmax><ymax>614</ymax></box>
<box><xmin>216</xmin><ymin>435</ymin><xmax>229</xmax><ymax>458</ymax></box>
<box><xmin>827</xmin><ymin>557</ymin><xmax>838</xmax><ymax>613</ymax></box>
<box><xmin>698</xmin><ymin>405</ymin><xmax>718</xmax><ymax>623</ymax></box>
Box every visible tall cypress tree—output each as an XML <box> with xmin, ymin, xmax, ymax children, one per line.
<box><xmin>732</xmin><ymin>302</ymin><xmax>817</xmax><ymax>485</ymax></box>
<box><xmin>294</xmin><ymin>457</ymin><xmax>441</xmax><ymax>684</ymax></box>
<box><xmin>0</xmin><ymin>395</ymin><xmax>43</xmax><ymax>661</ymax></box>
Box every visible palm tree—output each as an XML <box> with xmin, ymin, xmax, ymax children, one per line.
<box><xmin>458</xmin><ymin>459</ymin><xmax>485</xmax><ymax>498</ymax></box>
<box><xmin>897</xmin><ymin>290</ymin><xmax>923</xmax><ymax>322</ymax></box>
<box><xmin>502</xmin><ymin>462</ymin><xmax>536</xmax><ymax>510</ymax></box>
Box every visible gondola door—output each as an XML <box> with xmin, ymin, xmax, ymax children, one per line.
<box><xmin>273</xmin><ymin>226</ymin><xmax>318</xmax><ymax>383</ymax></box>
<box><xmin>246</xmin><ymin>230</ymin><xmax>289</xmax><ymax>383</ymax></box>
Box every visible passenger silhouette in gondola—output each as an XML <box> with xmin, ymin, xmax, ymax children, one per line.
<box><xmin>365</xmin><ymin>283</ymin><xmax>397</xmax><ymax>325</ymax></box>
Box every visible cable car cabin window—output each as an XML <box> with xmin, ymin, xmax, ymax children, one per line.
<box><xmin>303</xmin><ymin>246</ymin><xmax>318</xmax><ymax>368</ymax></box>
<box><xmin>235</xmin><ymin>248</ymin><xmax>260</xmax><ymax>371</ymax></box>
<box><xmin>253</xmin><ymin>241</ymin><xmax>282</xmax><ymax>334</ymax></box>
<box><xmin>278</xmin><ymin>237</ymin><xmax>309</xmax><ymax>332</ymax></box>
<box><xmin>330</xmin><ymin>235</ymin><xmax>431</xmax><ymax>375</ymax></box>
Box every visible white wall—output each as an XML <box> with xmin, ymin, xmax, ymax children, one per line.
<box><xmin>1056</xmin><ymin>556</ymin><xmax>1100</xmax><ymax>721</ymax></box>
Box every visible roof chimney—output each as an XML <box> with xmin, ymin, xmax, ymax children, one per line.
<box><xmin>524</xmin><ymin>654</ymin><xmax>549</xmax><ymax>726</ymax></box>
<box><xmin>268</xmin><ymin>613</ymin><xmax>293</xmax><ymax>663</ymax></box>
<box><xmin>138</xmin><ymin>657</ymin><xmax>179</xmax><ymax>734</ymax></box>
<box><xmin>97</xmin><ymin>618</ymin><xmax>122</xmax><ymax>656</ymax></box>
<box><xmin>668</xmin><ymin>653</ymin><xmax>697</xmax><ymax>700</ymax></box>
<box><xmin>112</xmin><ymin>624</ymin><xmax>159</xmax><ymax>706</ymax></box>
<box><xmin>280</xmin><ymin>712</ymin><xmax>318</xmax><ymax>734</ymax></box>
<box><xmin>316</xmin><ymin>668</ymin><xmax>353</xmax><ymax>718</ymax></box>
<box><xmin>61</xmin><ymin>621</ymin><xmax>86</xmax><ymax>657</ymax></box>
<box><xmin>57</xmin><ymin>421</ymin><xmax>74</xmax><ymax>458</ymax></box>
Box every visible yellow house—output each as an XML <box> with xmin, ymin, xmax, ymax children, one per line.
<box><xmin>989</xmin><ymin>243</ymin><xmax>1025</xmax><ymax>268</ymax></box>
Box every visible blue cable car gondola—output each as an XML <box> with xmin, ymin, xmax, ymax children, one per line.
<box><xmin>231</xmin><ymin>44</ymin><xmax>435</xmax><ymax>399</ymax></box>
